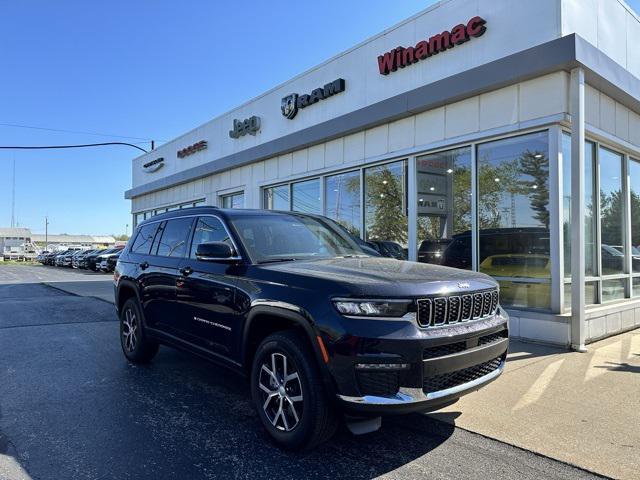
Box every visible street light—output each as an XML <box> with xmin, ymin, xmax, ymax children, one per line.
<box><xmin>45</xmin><ymin>216</ymin><xmax>49</xmax><ymax>252</ymax></box>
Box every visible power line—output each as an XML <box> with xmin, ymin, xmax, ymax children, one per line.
<box><xmin>0</xmin><ymin>142</ymin><xmax>149</xmax><ymax>153</ymax></box>
<box><xmin>0</xmin><ymin>122</ymin><xmax>163</xmax><ymax>142</ymax></box>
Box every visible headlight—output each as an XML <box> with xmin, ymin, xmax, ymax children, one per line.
<box><xmin>333</xmin><ymin>299</ymin><xmax>412</xmax><ymax>318</ymax></box>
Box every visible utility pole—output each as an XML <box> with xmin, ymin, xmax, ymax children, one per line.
<box><xmin>11</xmin><ymin>156</ymin><xmax>16</xmax><ymax>228</ymax></box>
<box><xmin>45</xmin><ymin>216</ymin><xmax>49</xmax><ymax>251</ymax></box>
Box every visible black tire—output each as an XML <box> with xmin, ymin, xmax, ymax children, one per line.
<box><xmin>119</xmin><ymin>297</ymin><xmax>159</xmax><ymax>364</ymax></box>
<box><xmin>250</xmin><ymin>330</ymin><xmax>338</xmax><ymax>450</ymax></box>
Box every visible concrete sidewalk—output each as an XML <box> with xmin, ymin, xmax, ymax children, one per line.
<box><xmin>437</xmin><ymin>329</ymin><xmax>640</xmax><ymax>479</ymax></box>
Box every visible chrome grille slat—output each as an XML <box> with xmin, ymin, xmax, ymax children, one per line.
<box><xmin>417</xmin><ymin>288</ymin><xmax>499</xmax><ymax>328</ymax></box>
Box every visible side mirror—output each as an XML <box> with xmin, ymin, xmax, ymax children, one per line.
<box><xmin>195</xmin><ymin>242</ymin><xmax>237</xmax><ymax>261</ymax></box>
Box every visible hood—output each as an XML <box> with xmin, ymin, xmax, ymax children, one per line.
<box><xmin>257</xmin><ymin>257</ymin><xmax>497</xmax><ymax>297</ymax></box>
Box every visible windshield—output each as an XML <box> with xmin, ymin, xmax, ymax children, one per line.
<box><xmin>229</xmin><ymin>213</ymin><xmax>369</xmax><ymax>264</ymax></box>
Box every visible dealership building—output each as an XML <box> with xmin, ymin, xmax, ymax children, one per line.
<box><xmin>126</xmin><ymin>0</ymin><xmax>640</xmax><ymax>349</ymax></box>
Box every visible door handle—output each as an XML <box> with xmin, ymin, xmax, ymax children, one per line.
<box><xmin>139</xmin><ymin>261</ymin><xmax>149</xmax><ymax>270</ymax></box>
<box><xmin>179</xmin><ymin>266</ymin><xmax>193</xmax><ymax>277</ymax></box>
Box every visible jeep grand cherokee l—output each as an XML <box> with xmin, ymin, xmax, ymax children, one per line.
<box><xmin>114</xmin><ymin>207</ymin><xmax>508</xmax><ymax>450</ymax></box>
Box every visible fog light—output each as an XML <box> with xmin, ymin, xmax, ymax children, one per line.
<box><xmin>355</xmin><ymin>363</ymin><xmax>410</xmax><ymax>371</ymax></box>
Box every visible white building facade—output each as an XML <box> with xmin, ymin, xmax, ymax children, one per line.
<box><xmin>127</xmin><ymin>0</ymin><xmax>640</xmax><ymax>348</ymax></box>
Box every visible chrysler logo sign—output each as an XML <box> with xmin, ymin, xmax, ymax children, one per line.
<box><xmin>142</xmin><ymin>157</ymin><xmax>164</xmax><ymax>173</ymax></box>
<box><xmin>281</xmin><ymin>78</ymin><xmax>346</xmax><ymax>120</ymax></box>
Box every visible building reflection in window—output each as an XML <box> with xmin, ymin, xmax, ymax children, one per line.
<box><xmin>477</xmin><ymin>131</ymin><xmax>550</xmax><ymax>309</ymax></box>
<box><xmin>325</xmin><ymin>171</ymin><xmax>360</xmax><ymax>237</ymax></box>
<box><xmin>222</xmin><ymin>192</ymin><xmax>244</xmax><ymax>209</ymax></box>
<box><xmin>292</xmin><ymin>179</ymin><xmax>321</xmax><ymax>214</ymax></box>
<box><xmin>416</xmin><ymin>147</ymin><xmax>472</xmax><ymax>269</ymax></box>
<box><xmin>263</xmin><ymin>184</ymin><xmax>290</xmax><ymax>210</ymax></box>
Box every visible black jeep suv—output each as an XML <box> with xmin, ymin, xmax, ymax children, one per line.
<box><xmin>114</xmin><ymin>207</ymin><xmax>508</xmax><ymax>449</ymax></box>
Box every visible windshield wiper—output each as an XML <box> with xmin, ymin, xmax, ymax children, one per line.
<box><xmin>257</xmin><ymin>258</ymin><xmax>299</xmax><ymax>264</ymax></box>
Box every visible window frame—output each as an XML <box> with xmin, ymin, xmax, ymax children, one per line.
<box><xmin>560</xmin><ymin>130</ymin><xmax>639</xmax><ymax>311</ymax></box>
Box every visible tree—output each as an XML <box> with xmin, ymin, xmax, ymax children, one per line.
<box><xmin>519</xmin><ymin>150</ymin><xmax>550</xmax><ymax>228</ymax></box>
<box><xmin>113</xmin><ymin>234</ymin><xmax>130</xmax><ymax>241</ymax></box>
<box><xmin>365</xmin><ymin>167</ymin><xmax>407</xmax><ymax>243</ymax></box>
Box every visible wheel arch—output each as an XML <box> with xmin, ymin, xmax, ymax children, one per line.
<box><xmin>115</xmin><ymin>279</ymin><xmax>140</xmax><ymax>316</ymax></box>
<box><xmin>242</xmin><ymin>305</ymin><xmax>335</xmax><ymax>395</ymax></box>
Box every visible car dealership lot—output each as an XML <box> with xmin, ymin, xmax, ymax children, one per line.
<box><xmin>0</xmin><ymin>266</ymin><xmax>601</xmax><ymax>480</ymax></box>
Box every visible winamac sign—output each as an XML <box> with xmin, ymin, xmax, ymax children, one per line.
<box><xmin>377</xmin><ymin>16</ymin><xmax>487</xmax><ymax>75</ymax></box>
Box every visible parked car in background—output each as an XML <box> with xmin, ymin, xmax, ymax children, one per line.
<box><xmin>54</xmin><ymin>251</ymin><xmax>70</xmax><ymax>266</ymax></box>
<box><xmin>43</xmin><ymin>252</ymin><xmax>58</xmax><ymax>265</ymax></box>
<box><xmin>85</xmin><ymin>249</ymin><xmax>110</xmax><ymax>271</ymax></box>
<box><xmin>91</xmin><ymin>247</ymin><xmax>123</xmax><ymax>271</ymax></box>
<box><xmin>60</xmin><ymin>249</ymin><xmax>83</xmax><ymax>267</ymax></box>
<box><xmin>36</xmin><ymin>251</ymin><xmax>50</xmax><ymax>263</ymax></box>
<box><xmin>72</xmin><ymin>249</ymin><xmax>96</xmax><ymax>269</ymax></box>
<box><xmin>100</xmin><ymin>251</ymin><xmax>121</xmax><ymax>272</ymax></box>
<box><xmin>368</xmin><ymin>240</ymin><xmax>407</xmax><ymax>260</ymax></box>
<box><xmin>115</xmin><ymin>207</ymin><xmax>508</xmax><ymax>450</ymax></box>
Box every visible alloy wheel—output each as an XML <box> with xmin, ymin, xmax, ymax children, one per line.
<box><xmin>122</xmin><ymin>308</ymin><xmax>138</xmax><ymax>353</ymax></box>
<box><xmin>258</xmin><ymin>352</ymin><xmax>304</xmax><ymax>432</ymax></box>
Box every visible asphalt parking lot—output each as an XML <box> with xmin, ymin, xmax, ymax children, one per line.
<box><xmin>0</xmin><ymin>265</ymin><xmax>605</xmax><ymax>480</ymax></box>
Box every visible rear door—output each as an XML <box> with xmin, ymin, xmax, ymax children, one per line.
<box><xmin>174</xmin><ymin>215</ymin><xmax>241</xmax><ymax>356</ymax></box>
<box><xmin>136</xmin><ymin>217</ymin><xmax>195</xmax><ymax>336</ymax></box>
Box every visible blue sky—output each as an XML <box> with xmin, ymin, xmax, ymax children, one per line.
<box><xmin>1</xmin><ymin>0</ymin><xmax>639</xmax><ymax>236</ymax></box>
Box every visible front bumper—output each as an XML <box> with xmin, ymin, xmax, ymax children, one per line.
<box><xmin>333</xmin><ymin>311</ymin><xmax>508</xmax><ymax>415</ymax></box>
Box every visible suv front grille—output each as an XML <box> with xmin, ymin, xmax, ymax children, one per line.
<box><xmin>423</xmin><ymin>357</ymin><xmax>503</xmax><ymax>393</ymax></box>
<box><xmin>417</xmin><ymin>288</ymin><xmax>499</xmax><ymax>327</ymax></box>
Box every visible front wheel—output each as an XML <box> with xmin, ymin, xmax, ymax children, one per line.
<box><xmin>250</xmin><ymin>330</ymin><xmax>338</xmax><ymax>450</ymax></box>
<box><xmin>119</xmin><ymin>297</ymin><xmax>159</xmax><ymax>363</ymax></box>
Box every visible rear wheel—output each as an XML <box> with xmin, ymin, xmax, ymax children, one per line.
<box><xmin>250</xmin><ymin>330</ymin><xmax>338</xmax><ymax>450</ymax></box>
<box><xmin>119</xmin><ymin>297</ymin><xmax>159</xmax><ymax>363</ymax></box>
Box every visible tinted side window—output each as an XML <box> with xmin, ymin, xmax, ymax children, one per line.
<box><xmin>155</xmin><ymin>218</ymin><xmax>194</xmax><ymax>258</ymax></box>
<box><xmin>190</xmin><ymin>217</ymin><xmax>233</xmax><ymax>259</ymax></box>
<box><xmin>130</xmin><ymin>223</ymin><xmax>159</xmax><ymax>254</ymax></box>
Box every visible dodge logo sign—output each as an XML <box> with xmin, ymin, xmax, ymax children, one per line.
<box><xmin>281</xmin><ymin>94</ymin><xmax>299</xmax><ymax>119</ymax></box>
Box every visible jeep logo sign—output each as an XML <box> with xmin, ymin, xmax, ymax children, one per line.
<box><xmin>281</xmin><ymin>78</ymin><xmax>346</xmax><ymax>120</ymax></box>
<box><xmin>229</xmin><ymin>116</ymin><xmax>261</xmax><ymax>139</ymax></box>
<box><xmin>142</xmin><ymin>157</ymin><xmax>164</xmax><ymax>173</ymax></box>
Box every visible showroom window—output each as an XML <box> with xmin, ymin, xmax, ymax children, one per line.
<box><xmin>263</xmin><ymin>179</ymin><xmax>321</xmax><ymax>214</ymax></box>
<box><xmin>477</xmin><ymin>131</ymin><xmax>550</xmax><ymax>309</ymax></box>
<box><xmin>221</xmin><ymin>192</ymin><xmax>244</xmax><ymax>209</ymax></box>
<box><xmin>415</xmin><ymin>147</ymin><xmax>471</xmax><ymax>269</ymax></box>
<box><xmin>325</xmin><ymin>170</ymin><xmax>361</xmax><ymax>237</ymax></box>
<box><xmin>629</xmin><ymin>158</ymin><xmax>640</xmax><ymax>278</ymax></box>
<box><xmin>263</xmin><ymin>184</ymin><xmax>290</xmax><ymax>210</ymax></box>
<box><xmin>292</xmin><ymin>179</ymin><xmax>321</xmax><ymax>214</ymax></box>
<box><xmin>133</xmin><ymin>199</ymin><xmax>205</xmax><ymax>227</ymax></box>
<box><xmin>364</xmin><ymin>160</ymin><xmax>408</xmax><ymax>259</ymax></box>
<box><xmin>561</xmin><ymin>133</ymin><xmax>639</xmax><ymax>309</ymax></box>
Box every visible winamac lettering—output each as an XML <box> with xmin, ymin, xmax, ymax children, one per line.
<box><xmin>377</xmin><ymin>16</ymin><xmax>487</xmax><ymax>76</ymax></box>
